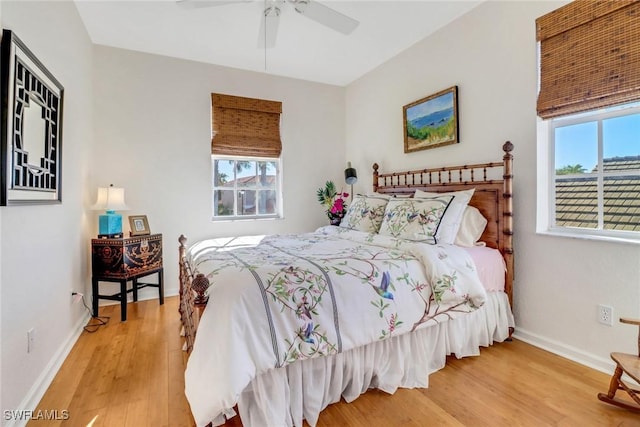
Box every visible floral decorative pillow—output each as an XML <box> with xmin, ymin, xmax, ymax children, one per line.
<box><xmin>339</xmin><ymin>195</ymin><xmax>389</xmax><ymax>233</ymax></box>
<box><xmin>414</xmin><ymin>188</ymin><xmax>474</xmax><ymax>244</ymax></box>
<box><xmin>378</xmin><ymin>196</ymin><xmax>454</xmax><ymax>243</ymax></box>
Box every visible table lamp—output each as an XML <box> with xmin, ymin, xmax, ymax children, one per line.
<box><xmin>91</xmin><ymin>184</ymin><xmax>129</xmax><ymax>238</ymax></box>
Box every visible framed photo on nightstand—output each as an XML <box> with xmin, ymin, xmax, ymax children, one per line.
<box><xmin>128</xmin><ymin>215</ymin><xmax>150</xmax><ymax>236</ymax></box>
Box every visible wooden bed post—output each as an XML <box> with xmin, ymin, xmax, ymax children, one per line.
<box><xmin>178</xmin><ymin>234</ymin><xmax>201</xmax><ymax>352</ymax></box>
<box><xmin>373</xmin><ymin>163</ymin><xmax>379</xmax><ymax>193</ymax></box>
<box><xmin>179</xmin><ymin>234</ymin><xmax>187</xmax><ymax>297</ymax></box>
<box><xmin>178</xmin><ymin>234</ymin><xmax>211</xmax><ymax>352</ymax></box>
<box><xmin>502</xmin><ymin>141</ymin><xmax>514</xmax><ymax>307</ymax></box>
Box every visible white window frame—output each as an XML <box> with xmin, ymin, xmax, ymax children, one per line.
<box><xmin>212</xmin><ymin>155</ymin><xmax>283</xmax><ymax>221</ymax></box>
<box><xmin>537</xmin><ymin>102</ymin><xmax>640</xmax><ymax>244</ymax></box>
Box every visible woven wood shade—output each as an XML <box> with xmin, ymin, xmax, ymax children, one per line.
<box><xmin>211</xmin><ymin>93</ymin><xmax>282</xmax><ymax>157</ymax></box>
<box><xmin>536</xmin><ymin>0</ymin><xmax>640</xmax><ymax>119</ymax></box>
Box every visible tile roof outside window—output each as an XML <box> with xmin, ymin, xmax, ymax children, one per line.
<box><xmin>556</xmin><ymin>156</ymin><xmax>640</xmax><ymax>231</ymax></box>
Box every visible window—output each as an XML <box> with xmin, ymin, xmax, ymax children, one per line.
<box><xmin>213</xmin><ymin>156</ymin><xmax>281</xmax><ymax>219</ymax></box>
<box><xmin>210</xmin><ymin>93</ymin><xmax>283</xmax><ymax>220</ymax></box>
<box><xmin>535</xmin><ymin>1</ymin><xmax>640</xmax><ymax>241</ymax></box>
<box><xmin>542</xmin><ymin>102</ymin><xmax>640</xmax><ymax>238</ymax></box>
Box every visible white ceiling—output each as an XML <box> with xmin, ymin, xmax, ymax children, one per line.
<box><xmin>74</xmin><ymin>0</ymin><xmax>482</xmax><ymax>86</ymax></box>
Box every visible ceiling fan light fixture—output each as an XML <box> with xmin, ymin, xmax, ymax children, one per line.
<box><xmin>291</xmin><ymin>0</ymin><xmax>309</xmax><ymax>15</ymax></box>
<box><xmin>264</xmin><ymin>4</ymin><xmax>281</xmax><ymax>17</ymax></box>
<box><xmin>259</xmin><ymin>2</ymin><xmax>281</xmax><ymax>49</ymax></box>
<box><xmin>264</xmin><ymin>0</ymin><xmax>284</xmax><ymax>17</ymax></box>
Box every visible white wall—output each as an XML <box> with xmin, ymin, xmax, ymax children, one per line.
<box><xmin>0</xmin><ymin>1</ymin><xmax>93</xmax><ymax>423</ymax></box>
<box><xmin>345</xmin><ymin>0</ymin><xmax>640</xmax><ymax>370</ymax></box>
<box><xmin>91</xmin><ymin>46</ymin><xmax>346</xmax><ymax>298</ymax></box>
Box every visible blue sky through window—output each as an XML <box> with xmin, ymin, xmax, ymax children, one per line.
<box><xmin>555</xmin><ymin>113</ymin><xmax>640</xmax><ymax>172</ymax></box>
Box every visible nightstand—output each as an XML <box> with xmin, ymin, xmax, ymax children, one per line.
<box><xmin>91</xmin><ymin>233</ymin><xmax>164</xmax><ymax>321</ymax></box>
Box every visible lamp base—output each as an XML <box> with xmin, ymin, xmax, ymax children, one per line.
<box><xmin>98</xmin><ymin>211</ymin><xmax>123</xmax><ymax>238</ymax></box>
<box><xmin>98</xmin><ymin>233</ymin><xmax>123</xmax><ymax>239</ymax></box>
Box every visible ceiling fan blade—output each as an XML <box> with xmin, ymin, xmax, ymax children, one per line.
<box><xmin>257</xmin><ymin>5</ymin><xmax>280</xmax><ymax>49</ymax></box>
<box><xmin>292</xmin><ymin>0</ymin><xmax>359</xmax><ymax>35</ymax></box>
<box><xmin>176</xmin><ymin>0</ymin><xmax>252</xmax><ymax>10</ymax></box>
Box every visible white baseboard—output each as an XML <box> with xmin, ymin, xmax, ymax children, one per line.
<box><xmin>513</xmin><ymin>327</ymin><xmax>615</xmax><ymax>374</ymax></box>
<box><xmin>5</xmin><ymin>310</ymin><xmax>91</xmax><ymax>427</ymax></box>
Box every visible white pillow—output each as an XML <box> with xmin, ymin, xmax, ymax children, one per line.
<box><xmin>378</xmin><ymin>196</ymin><xmax>454</xmax><ymax>244</ymax></box>
<box><xmin>414</xmin><ymin>188</ymin><xmax>474</xmax><ymax>244</ymax></box>
<box><xmin>454</xmin><ymin>206</ymin><xmax>487</xmax><ymax>247</ymax></box>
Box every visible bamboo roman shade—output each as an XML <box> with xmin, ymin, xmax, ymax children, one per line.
<box><xmin>211</xmin><ymin>93</ymin><xmax>282</xmax><ymax>157</ymax></box>
<box><xmin>536</xmin><ymin>0</ymin><xmax>640</xmax><ymax>119</ymax></box>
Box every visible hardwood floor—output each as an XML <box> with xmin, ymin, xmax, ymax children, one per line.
<box><xmin>31</xmin><ymin>297</ymin><xmax>639</xmax><ymax>426</ymax></box>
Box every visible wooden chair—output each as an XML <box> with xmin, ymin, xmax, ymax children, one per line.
<box><xmin>598</xmin><ymin>317</ymin><xmax>640</xmax><ymax>412</ymax></box>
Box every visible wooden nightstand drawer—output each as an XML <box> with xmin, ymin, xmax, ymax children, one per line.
<box><xmin>92</xmin><ymin>234</ymin><xmax>163</xmax><ymax>278</ymax></box>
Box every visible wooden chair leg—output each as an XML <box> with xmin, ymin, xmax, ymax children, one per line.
<box><xmin>598</xmin><ymin>365</ymin><xmax>640</xmax><ymax>412</ymax></box>
<box><xmin>599</xmin><ymin>319</ymin><xmax>640</xmax><ymax>413</ymax></box>
<box><xmin>603</xmin><ymin>365</ymin><xmax>624</xmax><ymax>400</ymax></box>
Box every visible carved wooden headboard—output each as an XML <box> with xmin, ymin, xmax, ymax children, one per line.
<box><xmin>372</xmin><ymin>141</ymin><xmax>514</xmax><ymax>305</ymax></box>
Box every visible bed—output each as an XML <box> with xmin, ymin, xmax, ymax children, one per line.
<box><xmin>179</xmin><ymin>141</ymin><xmax>514</xmax><ymax>427</ymax></box>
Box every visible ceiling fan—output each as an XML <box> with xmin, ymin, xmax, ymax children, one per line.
<box><xmin>177</xmin><ymin>0</ymin><xmax>360</xmax><ymax>49</ymax></box>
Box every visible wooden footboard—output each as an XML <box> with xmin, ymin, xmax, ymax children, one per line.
<box><xmin>178</xmin><ymin>235</ymin><xmax>206</xmax><ymax>353</ymax></box>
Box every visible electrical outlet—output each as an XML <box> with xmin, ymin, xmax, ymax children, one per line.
<box><xmin>27</xmin><ymin>328</ymin><xmax>35</xmax><ymax>353</ymax></box>
<box><xmin>72</xmin><ymin>292</ymin><xmax>83</xmax><ymax>304</ymax></box>
<box><xmin>598</xmin><ymin>304</ymin><xmax>614</xmax><ymax>326</ymax></box>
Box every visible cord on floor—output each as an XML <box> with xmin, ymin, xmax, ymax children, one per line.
<box><xmin>80</xmin><ymin>294</ymin><xmax>110</xmax><ymax>333</ymax></box>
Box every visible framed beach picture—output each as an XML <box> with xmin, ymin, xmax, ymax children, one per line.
<box><xmin>403</xmin><ymin>86</ymin><xmax>458</xmax><ymax>153</ymax></box>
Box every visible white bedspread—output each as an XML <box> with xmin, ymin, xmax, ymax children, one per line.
<box><xmin>236</xmin><ymin>292</ymin><xmax>513</xmax><ymax>427</ymax></box>
<box><xmin>185</xmin><ymin>226</ymin><xmax>490</xmax><ymax>426</ymax></box>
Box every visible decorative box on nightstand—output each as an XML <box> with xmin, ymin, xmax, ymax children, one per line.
<box><xmin>91</xmin><ymin>233</ymin><xmax>164</xmax><ymax>321</ymax></box>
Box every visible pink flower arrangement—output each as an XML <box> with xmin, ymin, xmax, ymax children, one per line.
<box><xmin>317</xmin><ymin>181</ymin><xmax>349</xmax><ymax>224</ymax></box>
<box><xmin>329</xmin><ymin>193</ymin><xmax>348</xmax><ymax>215</ymax></box>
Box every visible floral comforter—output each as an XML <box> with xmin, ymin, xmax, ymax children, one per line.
<box><xmin>185</xmin><ymin>226</ymin><xmax>487</xmax><ymax>426</ymax></box>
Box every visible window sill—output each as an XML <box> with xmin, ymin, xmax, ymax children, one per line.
<box><xmin>537</xmin><ymin>228</ymin><xmax>640</xmax><ymax>245</ymax></box>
